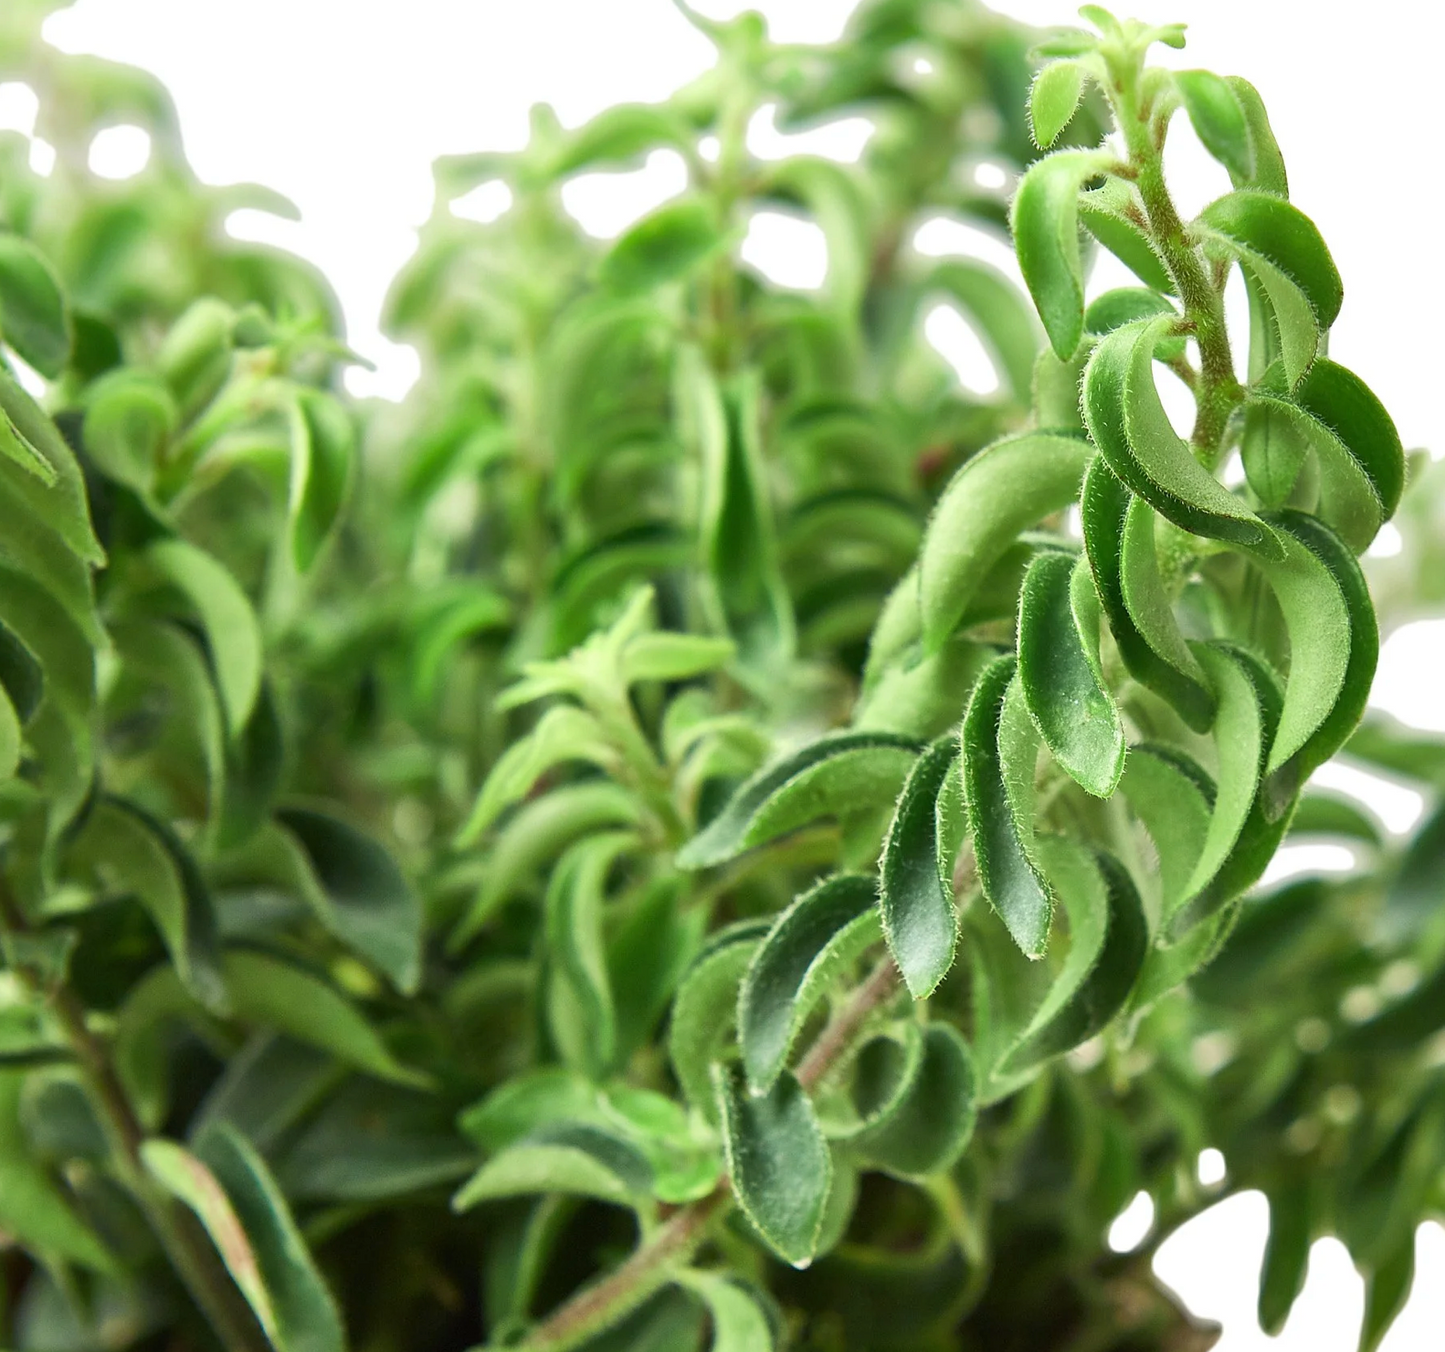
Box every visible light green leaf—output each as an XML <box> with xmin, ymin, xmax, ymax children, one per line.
<box><xmin>919</xmin><ymin>431</ymin><xmax>1092</xmax><ymax>650</ymax></box>
<box><xmin>82</xmin><ymin>370</ymin><xmax>176</xmax><ymax>495</ymax></box>
<box><xmin>1011</xmin><ymin>149</ymin><xmax>1111</xmax><ymax>358</ymax></box>
<box><xmin>146</xmin><ymin>536</ymin><xmax>263</xmax><ymax>739</ymax></box>
<box><xmin>738</xmin><ymin>874</ymin><xmax>881</xmax><ymax>1093</ymax></box>
<box><xmin>1118</xmin><ymin>744</ymin><xmax>1212</xmax><ymax>917</ymax></box>
<box><xmin>1018</xmin><ymin>552</ymin><xmax>1125</xmax><ymax>798</ymax></box>
<box><xmin>714</xmin><ymin>1065</ymin><xmax>831</xmax><ymax>1268</ymax></box>
<box><xmin>222</xmin><ymin>950</ymin><xmax>427</xmax><ymax>1089</ymax></box>
<box><xmin>157</xmin><ymin>298</ymin><xmax>234</xmax><ymax>420</ymax></box>
<box><xmin>453</xmin><ymin>1124</ymin><xmax>653</xmax><ymax>1212</ymax></box>
<box><xmin>1028</xmin><ymin>60</ymin><xmax>1087</xmax><ymax>149</ymax></box>
<box><xmin>621</xmin><ymin>631</ymin><xmax>735</xmax><ymax>685</ymax></box>
<box><xmin>287</xmin><ymin>391</ymin><xmax>355</xmax><ymax>574</ymax></box>
<box><xmin>1174</xmin><ymin>70</ymin><xmax>1252</xmax><ymax>181</ymax></box>
<box><xmin>675</xmin><ymin>1271</ymin><xmax>773</xmax><ymax>1352</ymax></box>
<box><xmin>0</xmin><ymin>233</ymin><xmax>71</xmax><ymax>377</ymax></box>
<box><xmin>600</xmin><ymin>198</ymin><xmax>729</xmax><ymax>294</ymax></box>
<box><xmin>880</xmin><ymin>738</ymin><xmax>960</xmax><ymax>998</ymax></box>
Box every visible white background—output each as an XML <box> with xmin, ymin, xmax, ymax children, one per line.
<box><xmin>18</xmin><ymin>1</ymin><xmax>1445</xmax><ymax>1346</ymax></box>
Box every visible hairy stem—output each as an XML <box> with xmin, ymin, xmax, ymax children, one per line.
<box><xmin>1105</xmin><ymin>57</ymin><xmax>1241</xmax><ymax>469</ymax></box>
<box><xmin>0</xmin><ymin>879</ymin><xmax>270</xmax><ymax>1352</ymax></box>
<box><xmin>518</xmin><ymin>954</ymin><xmax>904</xmax><ymax>1350</ymax></box>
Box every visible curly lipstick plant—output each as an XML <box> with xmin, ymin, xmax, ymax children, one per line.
<box><xmin>0</xmin><ymin>3</ymin><xmax>1440</xmax><ymax>1352</ymax></box>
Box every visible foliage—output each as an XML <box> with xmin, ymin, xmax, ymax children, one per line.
<box><xmin>0</xmin><ymin>3</ymin><xmax>1440</xmax><ymax>1352</ymax></box>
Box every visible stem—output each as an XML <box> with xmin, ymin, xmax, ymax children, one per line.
<box><xmin>1105</xmin><ymin>55</ymin><xmax>1241</xmax><ymax>470</ymax></box>
<box><xmin>0</xmin><ymin>880</ymin><xmax>270</xmax><ymax>1352</ymax></box>
<box><xmin>518</xmin><ymin>954</ymin><xmax>904</xmax><ymax>1350</ymax></box>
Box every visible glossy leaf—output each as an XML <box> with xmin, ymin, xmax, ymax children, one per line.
<box><xmin>738</xmin><ymin>874</ymin><xmax>880</xmax><ymax>1093</ymax></box>
<box><xmin>879</xmin><ymin>738</ymin><xmax>960</xmax><ymax>998</ymax></box>
<box><xmin>715</xmin><ymin>1065</ymin><xmax>831</xmax><ymax>1268</ymax></box>
<box><xmin>1018</xmin><ymin>551</ymin><xmax>1125</xmax><ymax>797</ymax></box>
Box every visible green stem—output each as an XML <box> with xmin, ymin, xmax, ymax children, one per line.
<box><xmin>1106</xmin><ymin>56</ymin><xmax>1241</xmax><ymax>470</ymax></box>
<box><xmin>0</xmin><ymin>880</ymin><xmax>270</xmax><ymax>1352</ymax></box>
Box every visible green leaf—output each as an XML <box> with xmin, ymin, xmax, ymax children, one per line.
<box><xmin>1259</xmin><ymin>511</ymin><xmax>1374</xmax><ymax>808</ymax></box>
<box><xmin>1118</xmin><ymin>744</ymin><xmax>1212</xmax><ymax>917</ymax></box>
<box><xmin>275</xmin><ymin>807</ymin><xmax>423</xmax><ymax>995</ymax></box>
<box><xmin>688</xmin><ymin>358</ymin><xmax>794</xmax><ymax>669</ymax></box>
<box><xmin>1170</xmin><ymin>644</ymin><xmax>1264</xmax><ymax>925</ymax></box>
<box><xmin>848</xmin><ymin>1023</ymin><xmax>975</xmax><ymax>1179</ymax></box>
<box><xmin>764</xmin><ymin>157</ymin><xmax>870</xmax><ymax>316</ymax></box>
<box><xmin>221</xmin><ymin>949</ymin><xmax>427</xmax><ymax>1088</ymax></box>
<box><xmin>621</xmin><ymin>631</ymin><xmax>735</xmax><ymax>685</ymax></box>
<box><xmin>1018</xmin><ymin>552</ymin><xmax>1125</xmax><ymax>798</ymax></box>
<box><xmin>550</xmin><ymin>103</ymin><xmax>693</xmax><ymax>178</ymax></box>
<box><xmin>677</xmin><ymin>730</ymin><xmax>919</xmax><ymax>870</ymax></box>
<box><xmin>1226</xmin><ymin>77</ymin><xmax>1287</xmax><ymax>194</ymax></box>
<box><xmin>1359</xmin><ymin>1233</ymin><xmax>1415</xmax><ymax>1352</ymax></box>
<box><xmin>674</xmin><ymin>1271</ymin><xmax>773</xmax><ymax>1352</ymax></box>
<box><xmin>714</xmin><ymin>1065</ymin><xmax>831</xmax><ymax>1268</ymax></box>
<box><xmin>450</xmin><ymin>783</ymin><xmax>641</xmax><ymax>950</ymax></box>
<box><xmin>1082</xmin><ymin>316</ymin><xmax>1277</xmax><ymax>554</ymax></box>
<box><xmin>600</xmin><ymin>198</ymin><xmax>729</xmax><ymax>294</ymax></box>
<box><xmin>82</xmin><ymin>370</ymin><xmax>176</xmax><ymax>495</ymax></box>
<box><xmin>0</xmin><ymin>233</ymin><xmax>71</xmax><ymax>377</ymax></box>
<box><xmin>1011</xmin><ymin>149</ymin><xmax>1111</xmax><ymax>358</ymax></box>
<box><xmin>453</xmin><ymin>1124</ymin><xmax>653</xmax><ymax>1212</ymax></box>
<box><xmin>738</xmin><ymin>874</ymin><xmax>881</xmax><ymax>1093</ymax></box>
<box><xmin>919</xmin><ymin>259</ymin><xmax>1040</xmax><ymax>400</ymax></box>
<box><xmin>1003</xmin><ymin>842</ymin><xmax>1146</xmax><ymax>1070</ymax></box>
<box><xmin>0</xmin><ymin>367</ymin><xmax>105</xmax><ymax>566</ymax></box>
<box><xmin>919</xmin><ymin>431</ymin><xmax>1092</xmax><ymax>650</ymax></box>
<box><xmin>1084</xmin><ymin>287</ymin><xmax>1179</xmax><ymax>342</ymax></box>
<box><xmin>195</xmin><ymin>1123</ymin><xmax>346</xmax><ymax>1352</ymax></box>
<box><xmin>546</xmin><ymin>831</ymin><xmax>636</xmax><ymax>1078</ymax></box>
<box><xmin>1119</xmin><ymin>494</ymin><xmax>1209</xmax><ymax>692</ymax></box>
<box><xmin>1295</xmin><ymin>357</ymin><xmax>1405</xmax><ymax>524</ymax></box>
<box><xmin>288</xmin><ymin>391</ymin><xmax>355</xmax><ymax>574</ymax></box>
<box><xmin>668</xmin><ymin>919</ymin><xmax>770</xmax><ymax>1122</ymax></box>
<box><xmin>1258</xmin><ymin>1183</ymin><xmax>1312</xmax><ymax>1335</ymax></box>
<box><xmin>1174</xmin><ymin>70</ymin><xmax>1252</xmax><ymax>182</ymax></box>
<box><xmin>880</xmin><ymin>738</ymin><xmax>960</xmax><ymax>998</ymax></box>
<box><xmin>146</xmin><ymin>536</ymin><xmax>263</xmax><ymax>739</ymax></box>
<box><xmin>157</xmin><ymin>298</ymin><xmax>234</xmax><ymax>419</ymax></box>
<box><xmin>141</xmin><ymin>1137</ymin><xmax>280</xmax><ymax>1342</ymax></box>
<box><xmin>69</xmin><ymin>796</ymin><xmax>226</xmax><ymax>1012</ymax></box>
<box><xmin>1077</xmin><ymin>179</ymin><xmax>1175</xmax><ymax>295</ymax></box>
<box><xmin>1197</xmin><ymin>191</ymin><xmax>1341</xmax><ymax>385</ymax></box>
<box><xmin>0</xmin><ymin>1071</ymin><xmax>115</xmax><ymax>1272</ymax></box>
<box><xmin>1028</xmin><ymin>60</ymin><xmax>1086</xmax><ymax>149</ymax></box>
<box><xmin>1081</xmin><ymin>458</ymin><xmax>1215</xmax><ymax>731</ymax></box>
<box><xmin>1288</xmin><ymin>790</ymin><xmax>1383</xmax><ymax>847</ymax></box>
<box><xmin>963</xmin><ymin>656</ymin><xmax>1052</xmax><ymax>959</ymax></box>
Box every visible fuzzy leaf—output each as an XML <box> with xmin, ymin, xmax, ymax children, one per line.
<box><xmin>1174</xmin><ymin>70</ymin><xmax>1252</xmax><ymax>181</ymax></box>
<box><xmin>715</xmin><ymin>1066</ymin><xmax>831</xmax><ymax>1268</ymax></box>
<box><xmin>677</xmin><ymin>731</ymin><xmax>919</xmax><ymax>870</ymax></box>
<box><xmin>1028</xmin><ymin>61</ymin><xmax>1086</xmax><ymax>149</ymax></box>
<box><xmin>963</xmin><ymin>656</ymin><xmax>1051</xmax><ymax>958</ymax></box>
<box><xmin>1011</xmin><ymin>149</ymin><xmax>1111</xmax><ymax>358</ymax></box>
<box><xmin>675</xmin><ymin>1271</ymin><xmax>773</xmax><ymax>1352</ymax></box>
<box><xmin>879</xmin><ymin>738</ymin><xmax>960</xmax><ymax>998</ymax></box>
<box><xmin>1018</xmin><ymin>552</ymin><xmax>1125</xmax><ymax>798</ymax></box>
<box><xmin>919</xmin><ymin>431</ymin><xmax>1092</xmax><ymax>650</ymax></box>
<box><xmin>738</xmin><ymin>874</ymin><xmax>880</xmax><ymax>1093</ymax></box>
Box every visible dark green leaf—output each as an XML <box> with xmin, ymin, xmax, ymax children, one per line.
<box><xmin>738</xmin><ymin>874</ymin><xmax>880</xmax><ymax>1093</ymax></box>
<box><xmin>1018</xmin><ymin>551</ymin><xmax>1125</xmax><ymax>798</ymax></box>
<box><xmin>880</xmin><ymin>738</ymin><xmax>960</xmax><ymax>998</ymax></box>
<box><xmin>715</xmin><ymin>1065</ymin><xmax>831</xmax><ymax>1268</ymax></box>
<box><xmin>1258</xmin><ymin>1183</ymin><xmax>1312</xmax><ymax>1335</ymax></box>
<box><xmin>0</xmin><ymin>233</ymin><xmax>71</xmax><ymax>377</ymax></box>
<box><xmin>963</xmin><ymin>656</ymin><xmax>1052</xmax><ymax>958</ymax></box>
<box><xmin>288</xmin><ymin>391</ymin><xmax>355</xmax><ymax>574</ymax></box>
